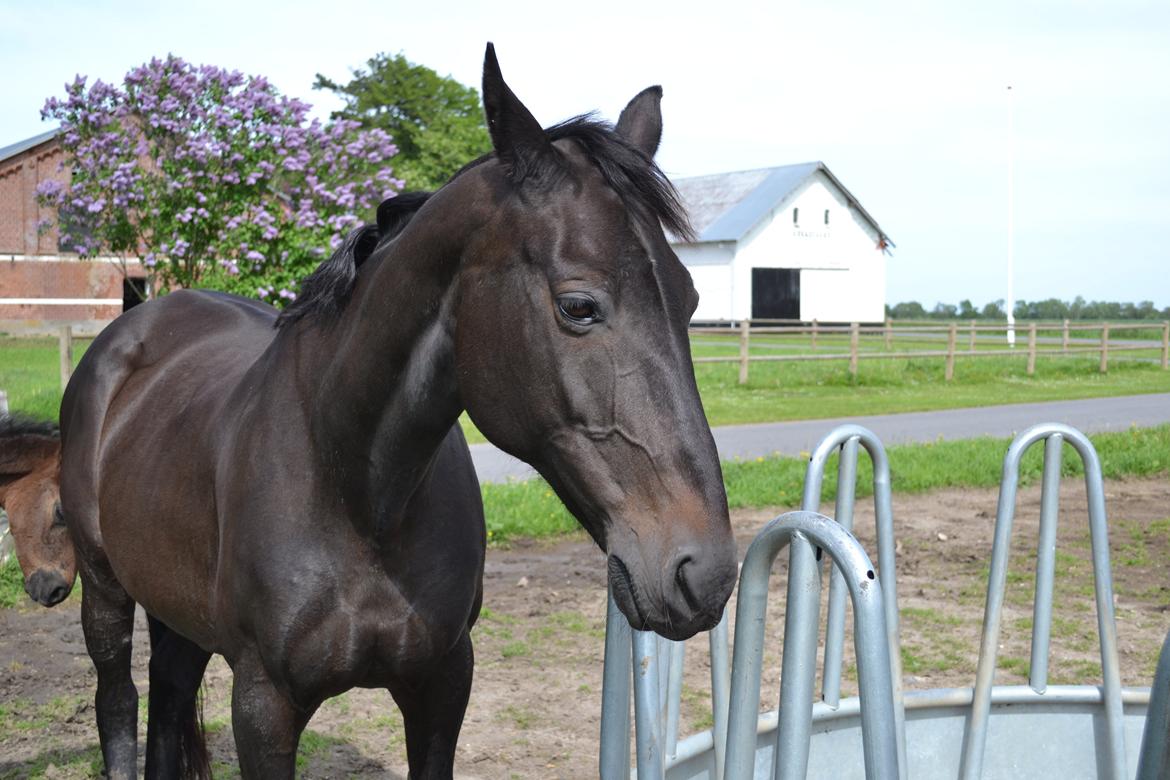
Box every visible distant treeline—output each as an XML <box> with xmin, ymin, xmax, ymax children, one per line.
<box><xmin>886</xmin><ymin>297</ymin><xmax>1170</xmax><ymax>321</ymax></box>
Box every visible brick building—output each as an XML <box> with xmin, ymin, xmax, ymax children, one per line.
<box><xmin>0</xmin><ymin>129</ymin><xmax>143</xmax><ymax>333</ymax></box>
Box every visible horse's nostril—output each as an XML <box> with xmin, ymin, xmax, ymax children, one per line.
<box><xmin>46</xmin><ymin>584</ymin><xmax>69</xmax><ymax>606</ymax></box>
<box><xmin>674</xmin><ymin>555</ymin><xmax>703</xmax><ymax>613</ymax></box>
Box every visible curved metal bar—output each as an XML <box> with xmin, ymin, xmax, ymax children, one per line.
<box><xmin>600</xmin><ymin>588</ymin><xmax>633</xmax><ymax>779</ymax></box>
<box><xmin>1136</xmin><ymin>627</ymin><xmax>1170</xmax><ymax>780</ymax></box>
<box><xmin>1029</xmin><ymin>433</ymin><xmax>1063</xmax><ymax>693</ymax></box>
<box><xmin>633</xmin><ymin>629</ymin><xmax>666</xmax><ymax>779</ymax></box>
<box><xmin>666</xmin><ymin>639</ymin><xmax>685</xmax><ymax>759</ymax></box>
<box><xmin>724</xmin><ymin>510</ymin><xmax>898</xmax><ymax>780</ymax></box>
<box><xmin>772</xmin><ymin>528</ymin><xmax>823</xmax><ymax>779</ymax></box>
<box><xmin>960</xmin><ymin>423</ymin><xmax>1126</xmax><ymax>780</ymax></box>
<box><xmin>709</xmin><ymin>609</ymin><xmax>731</xmax><ymax>780</ymax></box>
<box><xmin>821</xmin><ymin>435</ymin><xmax>858</xmax><ymax>709</ymax></box>
<box><xmin>803</xmin><ymin>424</ymin><xmax>906</xmax><ymax>778</ymax></box>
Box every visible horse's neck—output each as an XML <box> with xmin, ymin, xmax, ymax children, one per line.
<box><xmin>297</xmin><ymin>178</ymin><xmax>490</xmax><ymax>535</ymax></box>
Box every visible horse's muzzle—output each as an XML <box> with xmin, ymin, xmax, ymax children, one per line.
<box><xmin>608</xmin><ymin>539</ymin><xmax>737</xmax><ymax>641</ymax></box>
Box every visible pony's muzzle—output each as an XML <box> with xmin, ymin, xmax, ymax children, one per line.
<box><xmin>25</xmin><ymin>569</ymin><xmax>71</xmax><ymax>607</ymax></box>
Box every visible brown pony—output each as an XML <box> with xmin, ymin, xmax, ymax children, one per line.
<box><xmin>0</xmin><ymin>415</ymin><xmax>75</xmax><ymax>606</ymax></box>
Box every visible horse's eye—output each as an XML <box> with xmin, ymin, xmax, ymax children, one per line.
<box><xmin>557</xmin><ymin>295</ymin><xmax>600</xmax><ymax>325</ymax></box>
<box><xmin>52</xmin><ymin>504</ymin><xmax>66</xmax><ymax>528</ymax></box>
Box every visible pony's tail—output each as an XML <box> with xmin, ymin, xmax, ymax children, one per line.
<box><xmin>177</xmin><ymin>684</ymin><xmax>211</xmax><ymax>780</ymax></box>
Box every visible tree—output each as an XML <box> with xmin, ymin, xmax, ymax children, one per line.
<box><xmin>37</xmin><ymin>55</ymin><xmax>402</xmax><ymax>302</ymax></box>
<box><xmin>980</xmin><ymin>300</ymin><xmax>1006</xmax><ymax>319</ymax></box>
<box><xmin>957</xmin><ymin>299</ymin><xmax>978</xmax><ymax>319</ymax></box>
<box><xmin>314</xmin><ymin>53</ymin><xmax>491</xmax><ymax>190</ymax></box>
<box><xmin>931</xmin><ymin>302</ymin><xmax>958</xmax><ymax>320</ymax></box>
<box><xmin>889</xmin><ymin>301</ymin><xmax>927</xmax><ymax>319</ymax></box>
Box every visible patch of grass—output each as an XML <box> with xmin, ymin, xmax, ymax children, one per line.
<box><xmin>0</xmin><ymin>743</ymin><xmax>104</xmax><ymax>779</ymax></box>
<box><xmin>999</xmin><ymin>656</ymin><xmax>1030</xmax><ymax>678</ymax></box>
<box><xmin>0</xmin><ymin>695</ymin><xmax>87</xmax><ymax>734</ymax></box>
<box><xmin>0</xmin><ymin>557</ymin><xmax>27</xmax><ymax>609</ymax></box>
<box><xmin>902</xmin><ymin>606</ymin><xmax>963</xmax><ymax>627</ymax></box>
<box><xmin>500</xmin><ymin>641</ymin><xmax>530</xmax><ymax>658</ymax></box>
<box><xmin>480</xmin><ymin>481</ymin><xmax>577</xmax><ymax>540</ymax></box>
<box><xmin>499</xmin><ymin>704</ymin><xmax>536</xmax><ymax>730</ymax></box>
<box><xmin>294</xmin><ymin>729</ymin><xmax>344</xmax><ymax>772</ymax></box>
<box><xmin>0</xmin><ymin>337</ymin><xmax>92</xmax><ymax>421</ymax></box>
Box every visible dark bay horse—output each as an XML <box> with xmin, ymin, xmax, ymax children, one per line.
<box><xmin>0</xmin><ymin>415</ymin><xmax>75</xmax><ymax>606</ymax></box>
<box><xmin>58</xmin><ymin>43</ymin><xmax>736</xmax><ymax>779</ymax></box>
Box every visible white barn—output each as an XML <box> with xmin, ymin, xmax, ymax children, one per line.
<box><xmin>669</xmin><ymin>162</ymin><xmax>894</xmax><ymax>323</ymax></box>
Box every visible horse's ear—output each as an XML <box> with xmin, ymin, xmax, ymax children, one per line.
<box><xmin>482</xmin><ymin>43</ymin><xmax>553</xmax><ymax>181</ymax></box>
<box><xmin>615</xmin><ymin>86</ymin><xmax>664</xmax><ymax>158</ymax></box>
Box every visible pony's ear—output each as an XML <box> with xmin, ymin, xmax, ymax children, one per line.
<box><xmin>615</xmin><ymin>86</ymin><xmax>664</xmax><ymax>158</ymax></box>
<box><xmin>482</xmin><ymin>43</ymin><xmax>553</xmax><ymax>181</ymax></box>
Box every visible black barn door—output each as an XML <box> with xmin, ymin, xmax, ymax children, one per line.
<box><xmin>751</xmin><ymin>268</ymin><xmax>801</xmax><ymax>319</ymax></box>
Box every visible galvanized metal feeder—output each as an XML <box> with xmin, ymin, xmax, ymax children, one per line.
<box><xmin>600</xmin><ymin>423</ymin><xmax>1169</xmax><ymax>779</ymax></box>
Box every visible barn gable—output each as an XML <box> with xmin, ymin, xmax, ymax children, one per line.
<box><xmin>669</xmin><ymin>162</ymin><xmax>893</xmax><ymax>323</ymax></box>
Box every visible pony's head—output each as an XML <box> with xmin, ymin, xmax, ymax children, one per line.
<box><xmin>455</xmin><ymin>45</ymin><xmax>736</xmax><ymax>640</ymax></box>
<box><xmin>0</xmin><ymin>417</ymin><xmax>75</xmax><ymax>607</ymax></box>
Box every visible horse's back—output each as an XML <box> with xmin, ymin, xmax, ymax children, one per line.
<box><xmin>59</xmin><ymin>289</ymin><xmax>277</xmax><ymax>643</ymax></box>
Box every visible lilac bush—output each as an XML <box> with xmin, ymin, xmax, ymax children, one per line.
<box><xmin>37</xmin><ymin>55</ymin><xmax>403</xmax><ymax>301</ymax></box>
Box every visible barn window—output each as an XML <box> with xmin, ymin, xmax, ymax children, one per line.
<box><xmin>824</xmin><ymin>209</ymin><xmax>830</xmax><ymax>225</ymax></box>
<box><xmin>792</xmin><ymin>207</ymin><xmax>799</xmax><ymax>226</ymax></box>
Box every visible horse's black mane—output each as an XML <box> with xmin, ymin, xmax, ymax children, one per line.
<box><xmin>276</xmin><ymin>191</ymin><xmax>431</xmax><ymax>328</ymax></box>
<box><xmin>0</xmin><ymin>414</ymin><xmax>59</xmax><ymax>440</ymax></box>
<box><xmin>276</xmin><ymin>116</ymin><xmax>693</xmax><ymax>329</ymax></box>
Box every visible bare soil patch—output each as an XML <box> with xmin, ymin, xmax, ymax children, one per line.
<box><xmin>2</xmin><ymin>476</ymin><xmax>1168</xmax><ymax>778</ymax></box>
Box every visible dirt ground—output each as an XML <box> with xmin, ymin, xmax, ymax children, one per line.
<box><xmin>1</xmin><ymin>476</ymin><xmax>1168</xmax><ymax>779</ymax></box>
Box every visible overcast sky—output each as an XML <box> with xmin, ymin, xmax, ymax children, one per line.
<box><xmin>2</xmin><ymin>0</ymin><xmax>1167</xmax><ymax>308</ymax></box>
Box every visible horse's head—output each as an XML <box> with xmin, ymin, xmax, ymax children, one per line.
<box><xmin>455</xmin><ymin>45</ymin><xmax>736</xmax><ymax>640</ymax></box>
<box><xmin>0</xmin><ymin>419</ymin><xmax>75</xmax><ymax>607</ymax></box>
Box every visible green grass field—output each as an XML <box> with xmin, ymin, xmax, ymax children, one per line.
<box><xmin>3</xmin><ymin>334</ymin><xmax>1167</xmax><ymax>440</ymax></box>
<box><xmin>478</xmin><ymin>424</ymin><xmax>1170</xmax><ymax>540</ymax></box>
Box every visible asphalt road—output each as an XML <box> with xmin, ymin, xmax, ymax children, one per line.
<box><xmin>469</xmin><ymin>392</ymin><xmax>1170</xmax><ymax>484</ymax></box>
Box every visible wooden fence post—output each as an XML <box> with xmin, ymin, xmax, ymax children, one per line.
<box><xmin>1061</xmin><ymin>319</ymin><xmax>1070</xmax><ymax>354</ymax></box>
<box><xmin>968</xmin><ymin>319</ymin><xmax>977</xmax><ymax>351</ymax></box>
<box><xmin>58</xmin><ymin>325</ymin><xmax>74</xmax><ymax>390</ymax></box>
<box><xmin>811</xmin><ymin>319</ymin><xmax>818</xmax><ymax>351</ymax></box>
<box><xmin>849</xmin><ymin>322</ymin><xmax>860</xmax><ymax>377</ymax></box>
<box><xmin>883</xmin><ymin>318</ymin><xmax>892</xmax><ymax>351</ymax></box>
<box><xmin>738</xmin><ymin>320</ymin><xmax>750</xmax><ymax>385</ymax></box>
<box><xmin>1099</xmin><ymin>323</ymin><xmax>1110</xmax><ymax>374</ymax></box>
<box><xmin>1162</xmin><ymin>321</ymin><xmax>1169</xmax><ymax>370</ymax></box>
<box><xmin>945</xmin><ymin>323</ymin><xmax>957</xmax><ymax>381</ymax></box>
<box><xmin>1027</xmin><ymin>322</ymin><xmax>1037</xmax><ymax>376</ymax></box>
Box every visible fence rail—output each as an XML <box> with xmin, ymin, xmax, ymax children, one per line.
<box><xmin>689</xmin><ymin>319</ymin><xmax>1170</xmax><ymax>384</ymax></box>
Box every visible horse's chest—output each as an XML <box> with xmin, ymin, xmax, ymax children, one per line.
<box><xmin>270</xmin><ymin>577</ymin><xmax>470</xmax><ymax>701</ymax></box>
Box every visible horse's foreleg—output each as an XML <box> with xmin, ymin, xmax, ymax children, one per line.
<box><xmin>80</xmin><ymin>574</ymin><xmax>139</xmax><ymax>780</ymax></box>
<box><xmin>144</xmin><ymin>615</ymin><xmax>212</xmax><ymax>780</ymax></box>
<box><xmin>391</xmin><ymin>629</ymin><xmax>474</xmax><ymax>780</ymax></box>
<box><xmin>230</xmin><ymin>653</ymin><xmax>314</xmax><ymax>779</ymax></box>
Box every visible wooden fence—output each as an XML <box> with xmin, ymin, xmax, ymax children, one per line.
<box><xmin>14</xmin><ymin>320</ymin><xmax>1170</xmax><ymax>398</ymax></box>
<box><xmin>690</xmin><ymin>319</ymin><xmax>1170</xmax><ymax>385</ymax></box>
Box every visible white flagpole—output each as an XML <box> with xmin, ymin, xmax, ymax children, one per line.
<box><xmin>1006</xmin><ymin>84</ymin><xmax>1016</xmax><ymax>347</ymax></box>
